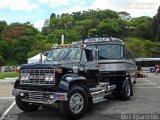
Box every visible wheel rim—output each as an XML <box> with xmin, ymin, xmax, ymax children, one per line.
<box><xmin>126</xmin><ymin>83</ymin><xmax>131</xmax><ymax>96</ymax></box>
<box><xmin>69</xmin><ymin>93</ymin><xmax>84</xmax><ymax>114</ymax></box>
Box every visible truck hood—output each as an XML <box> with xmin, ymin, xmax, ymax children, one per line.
<box><xmin>20</xmin><ymin>63</ymin><xmax>60</xmax><ymax>70</ymax></box>
<box><xmin>20</xmin><ymin>60</ymin><xmax>80</xmax><ymax>70</ymax></box>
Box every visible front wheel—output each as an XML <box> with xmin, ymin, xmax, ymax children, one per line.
<box><xmin>15</xmin><ymin>97</ymin><xmax>40</xmax><ymax>112</ymax></box>
<box><xmin>120</xmin><ymin>80</ymin><xmax>131</xmax><ymax>100</ymax></box>
<box><xmin>59</xmin><ymin>86</ymin><xmax>88</xmax><ymax>119</ymax></box>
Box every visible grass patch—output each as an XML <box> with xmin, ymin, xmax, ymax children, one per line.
<box><xmin>0</xmin><ymin>72</ymin><xmax>19</xmax><ymax>79</ymax></box>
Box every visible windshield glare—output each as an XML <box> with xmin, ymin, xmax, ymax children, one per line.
<box><xmin>46</xmin><ymin>48</ymin><xmax>82</xmax><ymax>61</ymax></box>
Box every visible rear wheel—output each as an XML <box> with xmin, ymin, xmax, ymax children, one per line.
<box><xmin>59</xmin><ymin>86</ymin><xmax>88</xmax><ymax>119</ymax></box>
<box><xmin>15</xmin><ymin>97</ymin><xmax>40</xmax><ymax>112</ymax></box>
<box><xmin>150</xmin><ymin>68</ymin><xmax>154</xmax><ymax>73</ymax></box>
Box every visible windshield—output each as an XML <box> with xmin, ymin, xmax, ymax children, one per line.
<box><xmin>98</xmin><ymin>44</ymin><xmax>124</xmax><ymax>60</ymax></box>
<box><xmin>45</xmin><ymin>47</ymin><xmax>82</xmax><ymax>61</ymax></box>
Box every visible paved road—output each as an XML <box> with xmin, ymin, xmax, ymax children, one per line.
<box><xmin>0</xmin><ymin>73</ymin><xmax>160</xmax><ymax>120</ymax></box>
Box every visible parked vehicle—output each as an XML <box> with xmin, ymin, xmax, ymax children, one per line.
<box><xmin>12</xmin><ymin>46</ymin><xmax>116</xmax><ymax>119</ymax></box>
<box><xmin>84</xmin><ymin>36</ymin><xmax>137</xmax><ymax>99</ymax></box>
<box><xmin>1</xmin><ymin>66</ymin><xmax>10</xmax><ymax>72</ymax></box>
<box><xmin>135</xmin><ymin>58</ymin><xmax>160</xmax><ymax>73</ymax></box>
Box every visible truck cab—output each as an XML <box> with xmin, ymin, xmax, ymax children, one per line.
<box><xmin>84</xmin><ymin>36</ymin><xmax>137</xmax><ymax>100</ymax></box>
<box><xmin>12</xmin><ymin>46</ymin><xmax>115</xmax><ymax>119</ymax></box>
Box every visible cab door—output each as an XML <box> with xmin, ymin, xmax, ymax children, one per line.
<box><xmin>80</xmin><ymin>48</ymin><xmax>99</xmax><ymax>87</ymax></box>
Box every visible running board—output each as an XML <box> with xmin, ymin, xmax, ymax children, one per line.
<box><xmin>108</xmin><ymin>85</ymin><xmax>116</xmax><ymax>91</ymax></box>
<box><xmin>93</xmin><ymin>98</ymin><xmax>107</xmax><ymax>104</ymax></box>
<box><xmin>91</xmin><ymin>89</ymin><xmax>107</xmax><ymax>103</ymax></box>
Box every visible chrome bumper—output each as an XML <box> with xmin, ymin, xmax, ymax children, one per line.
<box><xmin>12</xmin><ymin>89</ymin><xmax>68</xmax><ymax>104</ymax></box>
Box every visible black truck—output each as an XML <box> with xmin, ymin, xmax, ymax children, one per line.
<box><xmin>12</xmin><ymin>46</ymin><xmax>116</xmax><ymax>119</ymax></box>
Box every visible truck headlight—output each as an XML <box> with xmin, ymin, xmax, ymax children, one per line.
<box><xmin>45</xmin><ymin>74</ymin><xmax>54</xmax><ymax>81</ymax></box>
<box><xmin>21</xmin><ymin>73</ymin><xmax>29</xmax><ymax>80</ymax></box>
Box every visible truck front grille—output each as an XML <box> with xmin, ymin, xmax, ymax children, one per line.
<box><xmin>20</xmin><ymin>69</ymin><xmax>55</xmax><ymax>85</ymax></box>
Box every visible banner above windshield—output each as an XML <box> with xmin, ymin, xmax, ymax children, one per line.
<box><xmin>84</xmin><ymin>37</ymin><xmax>124</xmax><ymax>44</ymax></box>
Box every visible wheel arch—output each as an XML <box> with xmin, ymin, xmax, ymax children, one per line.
<box><xmin>58</xmin><ymin>74</ymin><xmax>91</xmax><ymax>97</ymax></box>
<box><xmin>123</xmin><ymin>73</ymin><xmax>133</xmax><ymax>96</ymax></box>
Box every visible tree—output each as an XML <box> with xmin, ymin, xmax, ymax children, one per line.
<box><xmin>49</xmin><ymin>17</ymin><xmax>61</xmax><ymax>30</ymax></box>
<box><xmin>0</xmin><ymin>55</ymin><xmax>4</xmax><ymax>65</ymax></box>
<box><xmin>151</xmin><ymin>6</ymin><xmax>160</xmax><ymax>41</ymax></box>
<box><xmin>151</xmin><ymin>15</ymin><xmax>158</xmax><ymax>40</ymax></box>
<box><xmin>42</xmin><ymin>19</ymin><xmax>50</xmax><ymax>35</ymax></box>
<box><xmin>74</xmin><ymin>19</ymin><xmax>94</xmax><ymax>37</ymax></box>
<box><xmin>124</xmin><ymin>37</ymin><xmax>146</xmax><ymax>57</ymax></box>
<box><xmin>118</xmin><ymin>12</ymin><xmax>131</xmax><ymax>20</ymax></box>
<box><xmin>88</xmin><ymin>28</ymin><xmax>98</xmax><ymax>36</ymax></box>
<box><xmin>0</xmin><ymin>21</ymin><xmax>7</xmax><ymax>39</ymax></box>
<box><xmin>71</xmin><ymin>11</ymin><xmax>85</xmax><ymax>21</ymax></box>
<box><xmin>48</xmin><ymin>29</ymin><xmax>79</xmax><ymax>44</ymax></box>
<box><xmin>97</xmin><ymin>18</ymin><xmax>121</xmax><ymax>37</ymax></box>
<box><xmin>60</xmin><ymin>15</ymin><xmax>73</xmax><ymax>30</ymax></box>
<box><xmin>50</xmin><ymin>13</ymin><xmax>56</xmax><ymax>20</ymax></box>
<box><xmin>156</xmin><ymin>25</ymin><xmax>160</xmax><ymax>41</ymax></box>
<box><xmin>27</xmin><ymin>40</ymin><xmax>52</xmax><ymax>58</ymax></box>
<box><xmin>131</xmin><ymin>16</ymin><xmax>152</xmax><ymax>39</ymax></box>
<box><xmin>0</xmin><ymin>40</ymin><xmax>9</xmax><ymax>60</ymax></box>
<box><xmin>13</xmin><ymin>36</ymin><xmax>35</xmax><ymax>63</ymax></box>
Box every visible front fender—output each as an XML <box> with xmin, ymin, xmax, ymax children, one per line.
<box><xmin>122</xmin><ymin>75</ymin><xmax>133</xmax><ymax>96</ymax></box>
<box><xmin>58</xmin><ymin>74</ymin><xmax>86</xmax><ymax>91</ymax></box>
<box><xmin>14</xmin><ymin>79</ymin><xmax>20</xmax><ymax>89</ymax></box>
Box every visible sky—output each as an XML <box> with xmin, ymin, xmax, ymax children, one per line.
<box><xmin>0</xmin><ymin>0</ymin><xmax>160</xmax><ymax>30</ymax></box>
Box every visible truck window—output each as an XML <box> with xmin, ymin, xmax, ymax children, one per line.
<box><xmin>81</xmin><ymin>50</ymin><xmax>87</xmax><ymax>62</ymax></box>
<box><xmin>85</xmin><ymin>49</ymin><xmax>94</xmax><ymax>62</ymax></box>
<box><xmin>125</xmin><ymin>49</ymin><xmax>135</xmax><ymax>59</ymax></box>
<box><xmin>46</xmin><ymin>48</ymin><xmax>82</xmax><ymax>61</ymax></box>
<box><xmin>86</xmin><ymin>45</ymin><xmax>96</xmax><ymax>49</ymax></box>
<box><xmin>97</xmin><ymin>44</ymin><xmax>124</xmax><ymax>60</ymax></box>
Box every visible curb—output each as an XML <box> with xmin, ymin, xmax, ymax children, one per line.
<box><xmin>0</xmin><ymin>78</ymin><xmax>18</xmax><ymax>84</ymax></box>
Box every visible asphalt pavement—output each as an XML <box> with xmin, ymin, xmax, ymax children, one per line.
<box><xmin>0</xmin><ymin>73</ymin><xmax>160</xmax><ymax>120</ymax></box>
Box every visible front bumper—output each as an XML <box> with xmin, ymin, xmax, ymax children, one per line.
<box><xmin>12</xmin><ymin>89</ymin><xmax>68</xmax><ymax>105</ymax></box>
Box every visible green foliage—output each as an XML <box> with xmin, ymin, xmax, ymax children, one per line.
<box><xmin>0</xmin><ymin>40</ymin><xmax>9</xmax><ymax>60</ymax></box>
<box><xmin>0</xmin><ymin>72</ymin><xmax>18</xmax><ymax>79</ymax></box>
<box><xmin>13</xmin><ymin>36</ymin><xmax>35</xmax><ymax>63</ymax></box>
<box><xmin>88</xmin><ymin>28</ymin><xmax>98</xmax><ymax>36</ymax></box>
<box><xmin>97</xmin><ymin>18</ymin><xmax>121</xmax><ymax>37</ymax></box>
<box><xmin>27</xmin><ymin>40</ymin><xmax>52</xmax><ymax>58</ymax></box>
<box><xmin>0</xmin><ymin>21</ymin><xmax>7</xmax><ymax>39</ymax></box>
<box><xmin>131</xmin><ymin>16</ymin><xmax>152</xmax><ymax>39</ymax></box>
<box><xmin>48</xmin><ymin>29</ymin><xmax>80</xmax><ymax>44</ymax></box>
<box><xmin>156</xmin><ymin>25</ymin><xmax>160</xmax><ymax>41</ymax></box>
<box><xmin>124</xmin><ymin>37</ymin><xmax>160</xmax><ymax>57</ymax></box>
<box><xmin>151</xmin><ymin>6</ymin><xmax>160</xmax><ymax>41</ymax></box>
<box><xmin>0</xmin><ymin>55</ymin><xmax>4</xmax><ymax>65</ymax></box>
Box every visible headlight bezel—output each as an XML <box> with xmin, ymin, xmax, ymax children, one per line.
<box><xmin>21</xmin><ymin>73</ymin><xmax>30</xmax><ymax>81</ymax></box>
<box><xmin>44</xmin><ymin>74</ymin><xmax>54</xmax><ymax>81</ymax></box>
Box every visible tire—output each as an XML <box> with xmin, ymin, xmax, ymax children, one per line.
<box><xmin>59</xmin><ymin>85</ymin><xmax>88</xmax><ymax>119</ymax></box>
<box><xmin>150</xmin><ymin>68</ymin><xmax>154</xmax><ymax>73</ymax></box>
<box><xmin>15</xmin><ymin>97</ymin><xmax>40</xmax><ymax>112</ymax></box>
<box><xmin>120</xmin><ymin>80</ymin><xmax>131</xmax><ymax>100</ymax></box>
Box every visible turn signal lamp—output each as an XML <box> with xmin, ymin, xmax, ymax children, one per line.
<box><xmin>56</xmin><ymin>68</ymin><xmax>62</xmax><ymax>74</ymax></box>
